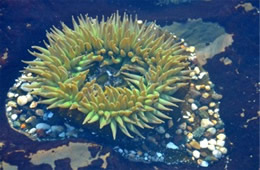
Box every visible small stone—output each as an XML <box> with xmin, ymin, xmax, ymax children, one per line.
<box><xmin>20</xmin><ymin>123</ymin><xmax>26</xmax><ymax>129</ymax></box>
<box><xmin>175</xmin><ymin>129</ymin><xmax>182</xmax><ymax>135</ymax></box>
<box><xmin>19</xmin><ymin>114</ymin><xmax>27</xmax><ymax>121</ymax></box>
<box><xmin>168</xmin><ymin>120</ymin><xmax>174</xmax><ymax>128</ymax></box>
<box><xmin>188</xmin><ymin>116</ymin><xmax>194</xmax><ymax>123</ymax></box>
<box><xmin>199</xmin><ymin>106</ymin><xmax>208</xmax><ymax>111</ymax></box>
<box><xmin>205</xmin><ymin>85</ymin><xmax>211</xmax><ymax>91</ymax></box>
<box><xmin>208</xmin><ymin>144</ymin><xmax>215</xmax><ymax>151</ymax></box>
<box><xmin>208</xmin><ymin>139</ymin><xmax>217</xmax><ymax>145</ymax></box>
<box><xmin>29</xmin><ymin>101</ymin><xmax>38</xmax><ymax>109</ymax></box>
<box><xmin>36</xmin><ymin>123</ymin><xmax>51</xmax><ymax>130</ymax></box>
<box><xmin>212</xmin><ymin>149</ymin><xmax>222</xmax><ymax>159</ymax></box>
<box><xmin>189</xmin><ymin>89</ymin><xmax>201</xmax><ymax>98</ymax></box>
<box><xmin>193</xmin><ymin>150</ymin><xmax>200</xmax><ymax>159</ymax></box>
<box><xmin>166</xmin><ymin>142</ymin><xmax>179</xmax><ymax>150</ymax></box>
<box><xmin>20</xmin><ymin>83</ymin><xmax>32</xmax><ymax>92</ymax></box>
<box><xmin>194</xmin><ymin>67</ymin><xmax>200</xmax><ymax>75</ymax></box>
<box><xmin>213</xmin><ymin>113</ymin><xmax>219</xmax><ymax>119</ymax></box>
<box><xmin>156</xmin><ymin>152</ymin><xmax>162</xmax><ymax>157</ymax></box>
<box><xmin>13</xmin><ymin>121</ymin><xmax>21</xmax><ymax>127</ymax></box>
<box><xmin>200</xmin><ymin>119</ymin><xmax>214</xmax><ymax>128</ymax></box>
<box><xmin>155</xmin><ymin>126</ymin><xmax>165</xmax><ymax>134</ymax></box>
<box><xmin>189</xmin><ymin>140</ymin><xmax>200</xmax><ymax>149</ymax></box>
<box><xmin>200</xmin><ymin>138</ymin><xmax>208</xmax><ymax>149</ymax></box>
<box><xmin>206</xmin><ymin>127</ymin><xmax>217</xmax><ymax>136</ymax></box>
<box><xmin>198</xmin><ymin>72</ymin><xmax>207</xmax><ymax>79</ymax></box>
<box><xmin>202</xmin><ymin>92</ymin><xmax>210</xmax><ymax>99</ymax></box>
<box><xmin>191</xmin><ymin>103</ymin><xmax>198</xmax><ymax>110</ymax></box>
<box><xmin>199</xmin><ymin>110</ymin><xmax>209</xmax><ymax>118</ymax></box>
<box><xmin>36</xmin><ymin>129</ymin><xmax>46</xmax><ymax>137</ymax></box>
<box><xmin>195</xmin><ymin>85</ymin><xmax>201</xmax><ymax>91</ymax></box>
<box><xmin>179</xmin><ymin>122</ymin><xmax>187</xmax><ymax>130</ymax></box>
<box><xmin>7</xmin><ymin>101</ymin><xmax>17</xmax><ymax>108</ymax></box>
<box><xmin>209</xmin><ymin>102</ymin><xmax>216</xmax><ymax>108</ymax></box>
<box><xmin>212</xmin><ymin>93</ymin><xmax>223</xmax><ymax>100</ymax></box>
<box><xmin>199</xmin><ymin>160</ymin><xmax>209</xmax><ymax>167</ymax></box>
<box><xmin>28</xmin><ymin>128</ymin><xmax>37</xmax><ymax>134</ymax></box>
<box><xmin>17</xmin><ymin>95</ymin><xmax>28</xmax><ymax>106</ymax></box>
<box><xmin>189</xmin><ymin>71</ymin><xmax>195</xmax><ymax>77</ymax></box>
<box><xmin>165</xmin><ymin>133</ymin><xmax>171</xmax><ymax>139</ymax></box>
<box><xmin>35</xmin><ymin>109</ymin><xmax>44</xmax><ymax>117</ymax></box>
<box><xmin>25</xmin><ymin>116</ymin><xmax>36</xmax><ymax>124</ymax></box>
<box><xmin>187</xmin><ymin>132</ymin><xmax>193</xmax><ymax>140</ymax></box>
<box><xmin>216</xmin><ymin>140</ymin><xmax>225</xmax><ymax>147</ymax></box>
<box><xmin>11</xmin><ymin>114</ymin><xmax>18</xmax><ymax>120</ymax></box>
<box><xmin>51</xmin><ymin>125</ymin><xmax>65</xmax><ymax>134</ymax></box>
<box><xmin>216</xmin><ymin>133</ymin><xmax>226</xmax><ymax>140</ymax></box>
<box><xmin>219</xmin><ymin>147</ymin><xmax>227</xmax><ymax>154</ymax></box>
<box><xmin>193</xmin><ymin>127</ymin><xmax>205</xmax><ymax>139</ymax></box>
<box><xmin>6</xmin><ymin>106</ymin><xmax>12</xmax><ymax>112</ymax></box>
<box><xmin>208</xmin><ymin>109</ymin><xmax>214</xmax><ymax>115</ymax></box>
<box><xmin>187</xmin><ymin>126</ymin><xmax>193</xmax><ymax>131</ymax></box>
<box><xmin>47</xmin><ymin>112</ymin><xmax>54</xmax><ymax>118</ymax></box>
<box><xmin>59</xmin><ymin>132</ymin><xmax>66</xmax><ymax>138</ymax></box>
<box><xmin>7</xmin><ymin>92</ymin><xmax>15</xmax><ymax>98</ymax></box>
<box><xmin>188</xmin><ymin>98</ymin><xmax>194</xmax><ymax>103</ymax></box>
<box><xmin>26</xmin><ymin>93</ymin><xmax>33</xmax><ymax>102</ymax></box>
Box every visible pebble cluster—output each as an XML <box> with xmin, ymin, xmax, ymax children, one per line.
<box><xmin>5</xmin><ymin>50</ymin><xmax>227</xmax><ymax>167</ymax></box>
<box><xmin>181</xmin><ymin>64</ymin><xmax>227</xmax><ymax>167</ymax></box>
<box><xmin>6</xmin><ymin>73</ymin><xmax>84</xmax><ymax>141</ymax></box>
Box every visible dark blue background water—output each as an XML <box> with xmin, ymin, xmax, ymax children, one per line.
<box><xmin>0</xmin><ymin>0</ymin><xmax>259</xmax><ymax>169</ymax></box>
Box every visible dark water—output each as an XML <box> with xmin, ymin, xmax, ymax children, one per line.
<box><xmin>0</xmin><ymin>0</ymin><xmax>259</xmax><ymax>170</ymax></box>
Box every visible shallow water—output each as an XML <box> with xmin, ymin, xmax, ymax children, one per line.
<box><xmin>0</xmin><ymin>0</ymin><xmax>259</xmax><ymax>170</ymax></box>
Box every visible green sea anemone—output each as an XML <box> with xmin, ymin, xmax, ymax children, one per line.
<box><xmin>23</xmin><ymin>12</ymin><xmax>192</xmax><ymax>140</ymax></box>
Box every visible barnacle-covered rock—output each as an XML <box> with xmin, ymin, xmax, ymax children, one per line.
<box><xmin>22</xmin><ymin>12</ymin><xmax>192</xmax><ymax>140</ymax></box>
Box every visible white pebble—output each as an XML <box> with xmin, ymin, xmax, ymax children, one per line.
<box><xmin>28</xmin><ymin>128</ymin><xmax>37</xmax><ymax>134</ymax></box>
<box><xmin>26</xmin><ymin>93</ymin><xmax>33</xmax><ymax>102</ymax></box>
<box><xmin>11</xmin><ymin>114</ymin><xmax>18</xmax><ymax>121</ymax></box>
<box><xmin>208</xmin><ymin>139</ymin><xmax>217</xmax><ymax>145</ymax></box>
<box><xmin>7</xmin><ymin>92</ymin><xmax>15</xmax><ymax>98</ymax></box>
<box><xmin>194</xmin><ymin>66</ymin><xmax>200</xmax><ymax>75</ymax></box>
<box><xmin>6</xmin><ymin>106</ymin><xmax>12</xmax><ymax>112</ymax></box>
<box><xmin>216</xmin><ymin>133</ymin><xmax>226</xmax><ymax>140</ymax></box>
<box><xmin>199</xmin><ymin>138</ymin><xmax>208</xmax><ymax>149</ymax></box>
<box><xmin>199</xmin><ymin>160</ymin><xmax>209</xmax><ymax>167</ymax></box>
<box><xmin>166</xmin><ymin>142</ymin><xmax>179</xmax><ymax>150</ymax></box>
<box><xmin>219</xmin><ymin>147</ymin><xmax>228</xmax><ymax>154</ymax></box>
<box><xmin>207</xmin><ymin>144</ymin><xmax>215</xmax><ymax>151</ymax></box>
<box><xmin>21</xmin><ymin>83</ymin><xmax>32</xmax><ymax>92</ymax></box>
<box><xmin>198</xmin><ymin>72</ymin><xmax>207</xmax><ymax>79</ymax></box>
<box><xmin>216</xmin><ymin>140</ymin><xmax>225</xmax><ymax>147</ymax></box>
<box><xmin>200</xmin><ymin>119</ymin><xmax>214</xmax><ymax>128</ymax></box>
<box><xmin>156</xmin><ymin>152</ymin><xmax>162</xmax><ymax>157</ymax></box>
<box><xmin>212</xmin><ymin>149</ymin><xmax>222</xmax><ymax>159</ymax></box>
<box><xmin>17</xmin><ymin>95</ymin><xmax>28</xmax><ymax>106</ymax></box>
<box><xmin>36</xmin><ymin>123</ymin><xmax>51</xmax><ymax>130</ymax></box>
<box><xmin>191</xmin><ymin>103</ymin><xmax>198</xmax><ymax>110</ymax></box>
<box><xmin>192</xmin><ymin>150</ymin><xmax>200</xmax><ymax>159</ymax></box>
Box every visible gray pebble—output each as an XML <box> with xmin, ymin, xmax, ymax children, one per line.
<box><xmin>212</xmin><ymin>93</ymin><xmax>223</xmax><ymax>100</ymax></box>
<box><xmin>155</xmin><ymin>126</ymin><xmax>166</xmax><ymax>134</ymax></box>
<box><xmin>51</xmin><ymin>125</ymin><xmax>65</xmax><ymax>133</ymax></box>
<box><xmin>36</xmin><ymin>123</ymin><xmax>51</xmax><ymax>130</ymax></box>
